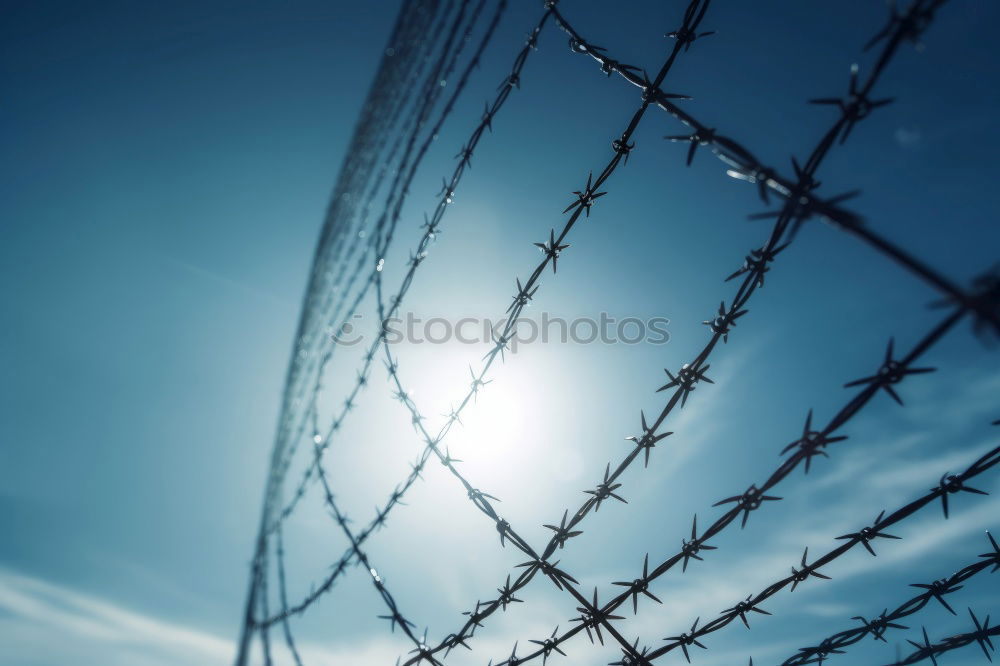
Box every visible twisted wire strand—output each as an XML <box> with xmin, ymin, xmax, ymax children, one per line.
<box><xmin>783</xmin><ymin>531</ymin><xmax>1000</xmax><ymax>665</ymax></box>
<box><xmin>255</xmin><ymin>0</ymin><xmax>550</xmax><ymax>628</ymax></box>
<box><xmin>273</xmin><ymin>0</ymin><xmax>491</xmax><ymax>525</ymax></box>
<box><xmin>274</xmin><ymin>0</ymin><xmax>462</xmax><ymax>474</ymax></box>
<box><xmin>370</xmin><ymin>2</ymin><xmax>1000</xmax><ymax>662</ymax></box>
<box><xmin>277</xmin><ymin>0</ymin><xmax>485</xmax><ymax>450</ymax></box>
<box><xmin>552</xmin><ymin>0</ymin><xmax>998</xmax><ymax>336</ymax></box>
<box><xmin>233</xmin><ymin>2</ymin><xmax>444</xmax><ymax>660</ymax></box>
<box><xmin>309</xmin><ymin>436</ymin><xmax>441</xmax><ymax>662</ymax></box>
<box><xmin>275</xmin><ymin>523</ymin><xmax>305</xmax><ymax>666</ymax></box>
<box><xmin>258</xmin><ymin>536</ymin><xmax>274</xmax><ymax>665</ymax></box>
<box><xmin>271</xmin><ymin>0</ymin><xmax>447</xmax><ymax>480</ymax></box>
<box><xmin>284</xmin><ymin>0</ymin><xmax>450</xmax><ymax>379</ymax></box>
<box><xmin>889</xmin><ymin>609</ymin><xmax>999</xmax><ymax>665</ymax></box>
<box><xmin>237</xmin><ymin>1</ymin><xmax>1000</xmax><ymax>663</ymax></box>
<box><xmin>260</xmin><ymin>2</ymin><xmax>484</xmax><ymax>655</ymax></box>
<box><xmin>480</xmin><ymin>307</ymin><xmax>965</xmax><ymax>666</ymax></box>
<box><xmin>639</xmin><ymin>444</ymin><xmax>1000</xmax><ymax>663</ymax></box>
<box><xmin>305</xmin><ymin>0</ymin><xmax>486</xmax><ymax>396</ymax></box>
<box><xmin>263</xmin><ymin>2</ymin><xmax>502</xmax><ymax>654</ymax></box>
<box><xmin>274</xmin><ymin>0</ymin><xmax>477</xmax><ymax>495</ymax></box>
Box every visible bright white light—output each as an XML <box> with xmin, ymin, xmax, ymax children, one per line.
<box><xmin>398</xmin><ymin>345</ymin><xmax>587</xmax><ymax>510</ymax></box>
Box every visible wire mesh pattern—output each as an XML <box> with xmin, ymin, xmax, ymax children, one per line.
<box><xmin>235</xmin><ymin>1</ymin><xmax>1000</xmax><ymax>664</ymax></box>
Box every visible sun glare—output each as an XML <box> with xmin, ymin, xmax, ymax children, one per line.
<box><xmin>399</xmin><ymin>344</ymin><xmax>587</xmax><ymax>509</ymax></box>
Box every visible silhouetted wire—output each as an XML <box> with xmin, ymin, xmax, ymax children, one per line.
<box><xmin>263</xmin><ymin>4</ymin><xmax>481</xmax><ymax>653</ymax></box>
<box><xmin>275</xmin><ymin>524</ymin><xmax>305</xmax><ymax>666</ymax></box>
<box><xmin>274</xmin><ymin>0</ymin><xmax>462</xmax><ymax>466</ymax></box>
<box><xmin>466</xmin><ymin>2</ymin><xmax>1000</xmax><ymax>663</ymax></box>
<box><xmin>267</xmin><ymin>1</ymin><xmax>500</xmax><ymax>656</ymax></box>
<box><xmin>236</xmin><ymin>0</ymin><xmax>1000</xmax><ymax>664</ymax></box>
<box><xmin>274</xmin><ymin>0</ymin><xmax>482</xmax><ymax>530</ymax></box>
<box><xmin>889</xmin><ymin>610</ymin><xmax>999</xmax><ymax>665</ymax></box>
<box><xmin>473</xmin><ymin>308</ymin><xmax>970</xmax><ymax>666</ymax></box>
<box><xmin>256</xmin><ymin>0</ymin><xmax>548</xmax><ymax>630</ymax></box>
<box><xmin>640</xmin><ymin>445</ymin><xmax>1000</xmax><ymax>662</ymax></box>
<box><xmin>273</xmin><ymin>0</ymin><xmax>450</xmax><ymax>478</ymax></box>
<box><xmin>383</xmin><ymin>1</ymin><xmax>997</xmax><ymax>663</ymax></box>
<box><xmin>258</xmin><ymin>0</ymin><xmax>540</xmax><ymax>629</ymax></box>
<box><xmin>379</xmin><ymin>1</ymin><xmax>741</xmax><ymax>663</ymax></box>
<box><xmin>233</xmin><ymin>1</ymin><xmax>445</xmax><ymax>660</ymax></box>
<box><xmin>552</xmin><ymin>0</ymin><xmax>997</xmax><ymax>337</ymax></box>
<box><xmin>310</xmin><ymin>433</ymin><xmax>437</xmax><ymax>659</ymax></box>
<box><xmin>782</xmin><ymin>531</ymin><xmax>1000</xmax><ymax>665</ymax></box>
<box><xmin>277</xmin><ymin>0</ymin><xmax>486</xmax><ymax>466</ymax></box>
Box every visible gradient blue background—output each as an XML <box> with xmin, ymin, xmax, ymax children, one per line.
<box><xmin>2</xmin><ymin>1</ymin><xmax>999</xmax><ymax>664</ymax></box>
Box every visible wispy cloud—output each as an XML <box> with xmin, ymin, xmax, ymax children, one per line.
<box><xmin>894</xmin><ymin>125</ymin><xmax>922</xmax><ymax>149</ymax></box>
<box><xmin>0</xmin><ymin>568</ymin><xmax>233</xmax><ymax>666</ymax></box>
<box><xmin>164</xmin><ymin>255</ymin><xmax>290</xmax><ymax>308</ymax></box>
<box><xmin>0</xmin><ymin>566</ymin><xmax>576</xmax><ymax>666</ymax></box>
<box><xmin>0</xmin><ymin>569</ymin><xmax>408</xmax><ymax>666</ymax></box>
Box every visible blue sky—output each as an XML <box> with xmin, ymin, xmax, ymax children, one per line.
<box><xmin>2</xmin><ymin>1</ymin><xmax>999</xmax><ymax>665</ymax></box>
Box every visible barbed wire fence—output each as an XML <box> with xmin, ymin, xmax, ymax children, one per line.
<box><xmin>235</xmin><ymin>0</ymin><xmax>1000</xmax><ymax>664</ymax></box>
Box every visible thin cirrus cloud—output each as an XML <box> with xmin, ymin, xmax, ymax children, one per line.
<box><xmin>0</xmin><ymin>568</ymin><xmax>233</xmax><ymax>665</ymax></box>
<box><xmin>0</xmin><ymin>565</ymin><xmax>578</xmax><ymax>666</ymax></box>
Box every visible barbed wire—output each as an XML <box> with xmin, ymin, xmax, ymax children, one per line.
<box><xmin>256</xmin><ymin>1</ymin><xmax>488</xmax><ymax>655</ymax></box>
<box><xmin>267</xmin><ymin>0</ymin><xmax>501</xmax><ymax>647</ymax></box>
<box><xmin>889</xmin><ymin>609</ymin><xmax>999</xmax><ymax>665</ymax></box>
<box><xmin>254</xmin><ymin>0</ymin><xmax>552</xmax><ymax>628</ymax></box>
<box><xmin>637</xmin><ymin>443</ymin><xmax>1000</xmax><ymax>663</ymax></box>
<box><xmin>268</xmin><ymin>0</ymin><xmax>449</xmax><ymax>475</ymax></box>
<box><xmin>552</xmin><ymin>1</ymin><xmax>999</xmax><ymax>337</ymax></box>
<box><xmin>309</xmin><ymin>436</ymin><xmax>440</xmax><ymax>661</ymax></box>
<box><xmin>276</xmin><ymin>0</ymin><xmax>516</xmax><ymax>521</ymax></box>
<box><xmin>263</xmin><ymin>0</ymin><xmax>714</xmax><ymax>642</ymax></box>
<box><xmin>475</xmin><ymin>307</ymin><xmax>973</xmax><ymax>666</ymax></box>
<box><xmin>234</xmin><ymin>1</ymin><xmax>448</xmax><ymax>658</ymax></box>
<box><xmin>370</xmin><ymin>0</ymin><xmax>1000</xmax><ymax>661</ymax></box>
<box><xmin>272</xmin><ymin>0</ymin><xmax>486</xmax><ymax>527</ymax></box>
<box><xmin>235</xmin><ymin>0</ymin><xmax>1000</xmax><ymax>663</ymax></box>
<box><xmin>275</xmin><ymin>523</ymin><xmax>304</xmax><ymax>666</ymax></box>
<box><xmin>284</xmin><ymin>0</ymin><xmax>450</xmax><ymax>368</ymax></box>
<box><xmin>273</xmin><ymin>0</ymin><xmax>498</xmax><ymax>456</ymax></box>
<box><xmin>271</xmin><ymin>0</ymin><xmax>461</xmax><ymax>470</ymax></box>
<box><xmin>782</xmin><ymin>531</ymin><xmax>1000</xmax><ymax>665</ymax></box>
